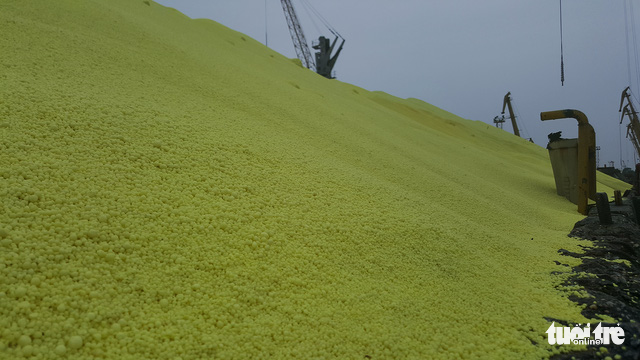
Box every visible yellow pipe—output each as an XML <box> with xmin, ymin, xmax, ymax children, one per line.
<box><xmin>540</xmin><ymin>109</ymin><xmax>596</xmax><ymax>215</ymax></box>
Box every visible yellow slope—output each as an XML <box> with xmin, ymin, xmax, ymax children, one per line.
<box><xmin>0</xmin><ymin>0</ymin><xmax>630</xmax><ymax>359</ymax></box>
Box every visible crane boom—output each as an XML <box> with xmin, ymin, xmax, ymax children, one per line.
<box><xmin>627</xmin><ymin>123</ymin><xmax>640</xmax><ymax>158</ymax></box>
<box><xmin>621</xmin><ymin>107</ymin><xmax>638</xmax><ymax>154</ymax></box>
<box><xmin>280</xmin><ymin>0</ymin><xmax>315</xmax><ymax>70</ymax></box>
<box><xmin>501</xmin><ymin>92</ymin><xmax>521</xmax><ymax>137</ymax></box>
<box><xmin>619</xmin><ymin>87</ymin><xmax>640</xmax><ymax>159</ymax></box>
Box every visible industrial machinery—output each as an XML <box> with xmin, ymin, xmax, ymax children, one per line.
<box><xmin>619</xmin><ymin>86</ymin><xmax>640</xmax><ymax>160</ymax></box>
<box><xmin>279</xmin><ymin>0</ymin><xmax>345</xmax><ymax>79</ymax></box>
<box><xmin>540</xmin><ymin>109</ymin><xmax>596</xmax><ymax>215</ymax></box>
<box><xmin>312</xmin><ymin>36</ymin><xmax>344</xmax><ymax>79</ymax></box>
<box><xmin>501</xmin><ymin>92</ymin><xmax>521</xmax><ymax>137</ymax></box>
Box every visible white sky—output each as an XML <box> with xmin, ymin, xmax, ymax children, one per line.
<box><xmin>154</xmin><ymin>0</ymin><xmax>640</xmax><ymax>169</ymax></box>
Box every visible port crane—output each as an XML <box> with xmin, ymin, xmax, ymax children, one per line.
<box><xmin>279</xmin><ymin>0</ymin><xmax>345</xmax><ymax>79</ymax></box>
<box><xmin>501</xmin><ymin>92</ymin><xmax>521</xmax><ymax>137</ymax></box>
<box><xmin>619</xmin><ymin>86</ymin><xmax>640</xmax><ymax>159</ymax></box>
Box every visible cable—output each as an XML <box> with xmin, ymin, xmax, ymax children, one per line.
<box><xmin>560</xmin><ymin>0</ymin><xmax>565</xmax><ymax>86</ymax></box>
<box><xmin>631</xmin><ymin>87</ymin><xmax>640</xmax><ymax>113</ymax></box>
<box><xmin>625</xmin><ymin>0</ymin><xmax>633</xmax><ymax>91</ymax></box>
<box><xmin>299</xmin><ymin>0</ymin><xmax>343</xmax><ymax>39</ymax></box>
<box><xmin>512</xmin><ymin>99</ymin><xmax>531</xmax><ymax>141</ymax></box>
<box><xmin>620</xmin><ymin>122</ymin><xmax>624</xmax><ymax>170</ymax></box>
<box><xmin>298</xmin><ymin>0</ymin><xmax>322</xmax><ymax>36</ymax></box>
<box><xmin>302</xmin><ymin>0</ymin><xmax>334</xmax><ymax>34</ymax></box>
<box><xmin>624</xmin><ymin>133</ymin><xmax>629</xmax><ymax>168</ymax></box>
<box><xmin>630</xmin><ymin>0</ymin><xmax>640</xmax><ymax>94</ymax></box>
<box><xmin>265</xmin><ymin>0</ymin><xmax>268</xmax><ymax>47</ymax></box>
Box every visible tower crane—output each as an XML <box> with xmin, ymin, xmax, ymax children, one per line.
<box><xmin>279</xmin><ymin>0</ymin><xmax>345</xmax><ymax>79</ymax></box>
<box><xmin>501</xmin><ymin>92</ymin><xmax>521</xmax><ymax>137</ymax></box>
<box><xmin>619</xmin><ymin>86</ymin><xmax>640</xmax><ymax>159</ymax></box>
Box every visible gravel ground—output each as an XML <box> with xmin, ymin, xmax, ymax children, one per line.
<box><xmin>551</xmin><ymin>198</ymin><xmax>640</xmax><ymax>360</ymax></box>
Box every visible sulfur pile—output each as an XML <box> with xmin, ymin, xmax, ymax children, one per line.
<box><xmin>0</xmin><ymin>1</ymin><xmax>632</xmax><ymax>359</ymax></box>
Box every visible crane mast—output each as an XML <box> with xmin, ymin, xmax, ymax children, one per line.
<box><xmin>501</xmin><ymin>92</ymin><xmax>521</xmax><ymax>137</ymax></box>
<box><xmin>280</xmin><ymin>0</ymin><xmax>315</xmax><ymax>71</ymax></box>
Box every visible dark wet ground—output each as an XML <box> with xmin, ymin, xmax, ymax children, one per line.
<box><xmin>550</xmin><ymin>198</ymin><xmax>640</xmax><ymax>360</ymax></box>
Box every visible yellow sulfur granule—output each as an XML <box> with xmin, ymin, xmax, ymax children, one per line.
<box><xmin>0</xmin><ymin>0</ymin><xmax>631</xmax><ymax>359</ymax></box>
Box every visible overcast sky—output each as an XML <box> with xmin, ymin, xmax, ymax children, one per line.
<box><xmin>154</xmin><ymin>0</ymin><xmax>640</xmax><ymax>169</ymax></box>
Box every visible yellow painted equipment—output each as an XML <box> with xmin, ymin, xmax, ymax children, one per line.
<box><xmin>546</xmin><ymin>138</ymin><xmax>579</xmax><ymax>204</ymax></box>
<box><xmin>540</xmin><ymin>109</ymin><xmax>596</xmax><ymax>215</ymax></box>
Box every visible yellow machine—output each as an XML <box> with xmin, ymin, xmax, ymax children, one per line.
<box><xmin>540</xmin><ymin>109</ymin><xmax>596</xmax><ymax>215</ymax></box>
